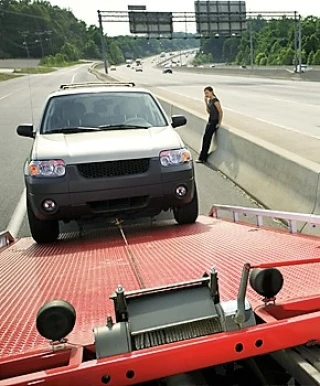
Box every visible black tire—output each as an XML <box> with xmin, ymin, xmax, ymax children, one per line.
<box><xmin>173</xmin><ymin>186</ymin><xmax>199</xmax><ymax>225</ymax></box>
<box><xmin>27</xmin><ymin>201</ymin><xmax>60</xmax><ymax>243</ymax></box>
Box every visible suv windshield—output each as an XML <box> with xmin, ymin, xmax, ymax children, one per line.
<box><xmin>41</xmin><ymin>91</ymin><xmax>168</xmax><ymax>134</ymax></box>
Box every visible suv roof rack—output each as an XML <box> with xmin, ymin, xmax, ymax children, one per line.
<box><xmin>59</xmin><ymin>82</ymin><xmax>136</xmax><ymax>90</ymax></box>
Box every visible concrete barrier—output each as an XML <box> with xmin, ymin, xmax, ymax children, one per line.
<box><xmin>90</xmin><ymin>66</ymin><xmax>320</xmax><ymax>235</ymax></box>
<box><xmin>168</xmin><ymin>65</ymin><xmax>320</xmax><ymax>82</ymax></box>
<box><xmin>157</xmin><ymin>93</ymin><xmax>320</xmax><ymax>234</ymax></box>
<box><xmin>0</xmin><ymin>59</ymin><xmax>40</xmax><ymax>68</ymax></box>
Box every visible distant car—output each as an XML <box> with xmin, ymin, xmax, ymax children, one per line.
<box><xmin>16</xmin><ymin>82</ymin><xmax>198</xmax><ymax>243</ymax></box>
<box><xmin>136</xmin><ymin>65</ymin><xmax>143</xmax><ymax>72</ymax></box>
<box><xmin>110</xmin><ymin>66</ymin><xmax>116</xmax><ymax>71</ymax></box>
<box><xmin>163</xmin><ymin>68</ymin><xmax>173</xmax><ymax>74</ymax></box>
<box><xmin>295</xmin><ymin>64</ymin><xmax>312</xmax><ymax>73</ymax></box>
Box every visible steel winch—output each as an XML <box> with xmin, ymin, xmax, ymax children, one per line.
<box><xmin>94</xmin><ymin>268</ymin><xmax>257</xmax><ymax>359</ymax></box>
<box><xmin>34</xmin><ymin>264</ymin><xmax>284</xmax><ymax>360</ymax></box>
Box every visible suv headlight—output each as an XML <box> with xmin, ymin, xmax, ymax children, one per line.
<box><xmin>159</xmin><ymin>149</ymin><xmax>192</xmax><ymax>167</ymax></box>
<box><xmin>29</xmin><ymin>160</ymin><xmax>66</xmax><ymax>177</ymax></box>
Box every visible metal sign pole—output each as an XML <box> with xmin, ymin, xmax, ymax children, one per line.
<box><xmin>298</xmin><ymin>14</ymin><xmax>302</xmax><ymax>73</ymax></box>
<box><xmin>294</xmin><ymin>11</ymin><xmax>298</xmax><ymax>73</ymax></box>
<box><xmin>98</xmin><ymin>10</ymin><xmax>108</xmax><ymax>74</ymax></box>
<box><xmin>249</xmin><ymin>18</ymin><xmax>254</xmax><ymax>69</ymax></box>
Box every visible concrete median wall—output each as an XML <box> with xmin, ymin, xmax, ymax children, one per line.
<box><xmin>169</xmin><ymin>66</ymin><xmax>320</xmax><ymax>82</ymax></box>
<box><xmin>90</xmin><ymin>65</ymin><xmax>320</xmax><ymax>235</ymax></box>
<box><xmin>0</xmin><ymin>59</ymin><xmax>40</xmax><ymax>68</ymax></box>
<box><xmin>156</xmin><ymin>93</ymin><xmax>320</xmax><ymax>234</ymax></box>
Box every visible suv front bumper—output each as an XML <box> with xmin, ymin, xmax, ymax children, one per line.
<box><xmin>26</xmin><ymin>159</ymin><xmax>196</xmax><ymax>221</ymax></box>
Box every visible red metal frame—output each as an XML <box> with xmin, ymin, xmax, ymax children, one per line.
<box><xmin>251</xmin><ymin>256</ymin><xmax>320</xmax><ymax>269</ymax></box>
<box><xmin>1</xmin><ymin>218</ymin><xmax>320</xmax><ymax>385</ymax></box>
<box><xmin>1</xmin><ymin>279</ymin><xmax>320</xmax><ymax>386</ymax></box>
<box><xmin>1</xmin><ymin>305</ymin><xmax>320</xmax><ymax>385</ymax></box>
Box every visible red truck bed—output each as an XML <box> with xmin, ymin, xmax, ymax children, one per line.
<box><xmin>1</xmin><ymin>215</ymin><xmax>320</xmax><ymax>359</ymax></box>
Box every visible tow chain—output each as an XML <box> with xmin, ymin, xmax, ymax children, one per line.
<box><xmin>115</xmin><ymin>218</ymin><xmax>146</xmax><ymax>289</ymax></box>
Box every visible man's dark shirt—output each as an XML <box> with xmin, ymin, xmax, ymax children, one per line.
<box><xmin>207</xmin><ymin>97</ymin><xmax>219</xmax><ymax>122</ymax></box>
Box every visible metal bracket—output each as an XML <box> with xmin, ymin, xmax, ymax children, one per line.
<box><xmin>0</xmin><ymin>230</ymin><xmax>14</xmax><ymax>249</ymax></box>
<box><xmin>234</xmin><ymin>263</ymin><xmax>251</xmax><ymax>324</ymax></box>
<box><xmin>110</xmin><ymin>276</ymin><xmax>211</xmax><ymax>300</ymax></box>
<box><xmin>113</xmin><ymin>285</ymin><xmax>128</xmax><ymax>322</ymax></box>
<box><xmin>209</xmin><ymin>204</ymin><xmax>320</xmax><ymax>234</ymax></box>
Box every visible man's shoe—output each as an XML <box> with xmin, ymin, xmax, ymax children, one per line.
<box><xmin>195</xmin><ymin>159</ymin><xmax>205</xmax><ymax>163</ymax></box>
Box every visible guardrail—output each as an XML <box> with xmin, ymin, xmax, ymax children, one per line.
<box><xmin>209</xmin><ymin>204</ymin><xmax>320</xmax><ymax>234</ymax></box>
<box><xmin>168</xmin><ymin>65</ymin><xmax>320</xmax><ymax>82</ymax></box>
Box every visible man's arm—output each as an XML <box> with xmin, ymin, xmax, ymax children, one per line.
<box><xmin>204</xmin><ymin>97</ymin><xmax>210</xmax><ymax>114</ymax></box>
<box><xmin>214</xmin><ymin>101</ymin><xmax>223</xmax><ymax>126</ymax></box>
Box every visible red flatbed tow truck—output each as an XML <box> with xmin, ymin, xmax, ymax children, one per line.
<box><xmin>0</xmin><ymin>204</ymin><xmax>320</xmax><ymax>386</ymax></box>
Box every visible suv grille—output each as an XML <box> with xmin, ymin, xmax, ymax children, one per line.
<box><xmin>77</xmin><ymin>159</ymin><xmax>150</xmax><ymax>179</ymax></box>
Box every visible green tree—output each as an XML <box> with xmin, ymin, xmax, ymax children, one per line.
<box><xmin>61</xmin><ymin>42</ymin><xmax>80</xmax><ymax>61</ymax></box>
<box><xmin>83</xmin><ymin>40</ymin><xmax>100</xmax><ymax>59</ymax></box>
<box><xmin>312</xmin><ymin>50</ymin><xmax>320</xmax><ymax>65</ymax></box>
<box><xmin>198</xmin><ymin>14</ymin><xmax>320</xmax><ymax>66</ymax></box>
<box><xmin>307</xmin><ymin>51</ymin><xmax>314</xmax><ymax>65</ymax></box>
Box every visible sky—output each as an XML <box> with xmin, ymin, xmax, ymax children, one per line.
<box><xmin>48</xmin><ymin>0</ymin><xmax>320</xmax><ymax>35</ymax></box>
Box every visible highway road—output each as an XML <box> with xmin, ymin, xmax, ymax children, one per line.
<box><xmin>108</xmin><ymin>56</ymin><xmax>320</xmax><ymax>163</ymax></box>
<box><xmin>0</xmin><ymin>62</ymin><xmax>276</xmax><ymax>238</ymax></box>
<box><xmin>0</xmin><ymin>63</ymin><xmax>96</xmax><ymax>236</ymax></box>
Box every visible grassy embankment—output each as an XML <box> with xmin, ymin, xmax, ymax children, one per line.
<box><xmin>0</xmin><ymin>73</ymin><xmax>22</xmax><ymax>81</ymax></box>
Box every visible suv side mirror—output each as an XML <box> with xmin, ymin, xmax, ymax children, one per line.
<box><xmin>17</xmin><ymin>124</ymin><xmax>34</xmax><ymax>138</ymax></box>
<box><xmin>171</xmin><ymin>115</ymin><xmax>187</xmax><ymax>128</ymax></box>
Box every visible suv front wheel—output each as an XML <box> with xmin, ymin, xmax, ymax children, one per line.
<box><xmin>173</xmin><ymin>186</ymin><xmax>199</xmax><ymax>225</ymax></box>
<box><xmin>27</xmin><ymin>201</ymin><xmax>60</xmax><ymax>243</ymax></box>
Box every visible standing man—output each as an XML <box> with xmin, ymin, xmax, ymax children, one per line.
<box><xmin>196</xmin><ymin>86</ymin><xmax>223</xmax><ymax>163</ymax></box>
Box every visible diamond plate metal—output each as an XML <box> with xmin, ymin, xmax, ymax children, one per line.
<box><xmin>1</xmin><ymin>216</ymin><xmax>320</xmax><ymax>357</ymax></box>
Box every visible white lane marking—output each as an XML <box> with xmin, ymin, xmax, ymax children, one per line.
<box><xmin>71</xmin><ymin>72</ymin><xmax>77</xmax><ymax>83</ymax></box>
<box><xmin>218</xmin><ymin>88</ymin><xmax>320</xmax><ymax>109</ymax></box>
<box><xmin>270</xmin><ymin>96</ymin><xmax>319</xmax><ymax>108</ymax></box>
<box><xmin>7</xmin><ymin>188</ymin><xmax>27</xmax><ymax>237</ymax></box>
<box><xmin>157</xmin><ymin>88</ymin><xmax>320</xmax><ymax>140</ymax></box>
<box><xmin>0</xmin><ymin>92</ymin><xmax>16</xmax><ymax>101</ymax></box>
<box><xmin>252</xmin><ymin>117</ymin><xmax>320</xmax><ymax>140</ymax></box>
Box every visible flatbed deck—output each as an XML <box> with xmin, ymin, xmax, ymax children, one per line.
<box><xmin>1</xmin><ymin>214</ymin><xmax>320</xmax><ymax>359</ymax></box>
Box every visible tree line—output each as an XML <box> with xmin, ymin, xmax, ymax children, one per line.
<box><xmin>1</xmin><ymin>1</ymin><xmax>319</xmax><ymax>66</ymax></box>
<box><xmin>198</xmin><ymin>15</ymin><xmax>320</xmax><ymax>66</ymax></box>
<box><xmin>0</xmin><ymin>0</ymin><xmax>198</xmax><ymax>65</ymax></box>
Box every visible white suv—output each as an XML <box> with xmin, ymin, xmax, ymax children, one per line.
<box><xmin>17</xmin><ymin>82</ymin><xmax>198</xmax><ymax>243</ymax></box>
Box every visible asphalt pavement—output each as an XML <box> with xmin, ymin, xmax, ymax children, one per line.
<box><xmin>109</xmin><ymin>56</ymin><xmax>320</xmax><ymax>164</ymax></box>
<box><xmin>0</xmin><ymin>61</ymin><xmax>277</xmax><ymax>238</ymax></box>
<box><xmin>0</xmin><ymin>63</ymin><xmax>96</xmax><ymax>235</ymax></box>
<box><xmin>116</xmin><ymin>56</ymin><xmax>320</xmax><ymax>138</ymax></box>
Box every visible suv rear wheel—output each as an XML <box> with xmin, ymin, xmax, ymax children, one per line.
<box><xmin>173</xmin><ymin>186</ymin><xmax>199</xmax><ymax>225</ymax></box>
<box><xmin>27</xmin><ymin>201</ymin><xmax>60</xmax><ymax>243</ymax></box>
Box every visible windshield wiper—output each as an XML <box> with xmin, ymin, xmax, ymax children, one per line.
<box><xmin>48</xmin><ymin>127</ymin><xmax>102</xmax><ymax>134</ymax></box>
<box><xmin>98</xmin><ymin>124</ymin><xmax>150</xmax><ymax>130</ymax></box>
